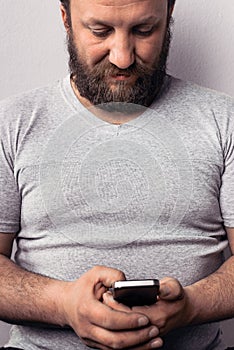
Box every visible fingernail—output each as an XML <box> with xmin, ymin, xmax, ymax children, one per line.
<box><xmin>151</xmin><ymin>339</ymin><xmax>162</xmax><ymax>348</ymax></box>
<box><xmin>149</xmin><ymin>327</ymin><xmax>159</xmax><ymax>338</ymax></box>
<box><xmin>105</xmin><ymin>292</ymin><xmax>113</xmax><ymax>299</ymax></box>
<box><xmin>138</xmin><ymin>316</ymin><xmax>149</xmax><ymax>327</ymax></box>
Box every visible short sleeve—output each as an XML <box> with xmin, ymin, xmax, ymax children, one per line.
<box><xmin>0</xmin><ymin>103</ymin><xmax>21</xmax><ymax>233</ymax></box>
<box><xmin>220</xmin><ymin>130</ymin><xmax>234</xmax><ymax>228</ymax></box>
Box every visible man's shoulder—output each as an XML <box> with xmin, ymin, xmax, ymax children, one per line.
<box><xmin>0</xmin><ymin>77</ymin><xmax>70</xmax><ymax>131</ymax></box>
<box><xmin>0</xmin><ymin>78</ymin><xmax>63</xmax><ymax>113</ymax></box>
<box><xmin>163</xmin><ymin>76</ymin><xmax>234</xmax><ymax>136</ymax></box>
<box><xmin>168</xmin><ymin>76</ymin><xmax>234</xmax><ymax>108</ymax></box>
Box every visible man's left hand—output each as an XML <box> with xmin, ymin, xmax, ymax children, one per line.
<box><xmin>103</xmin><ymin>277</ymin><xmax>193</xmax><ymax>336</ymax></box>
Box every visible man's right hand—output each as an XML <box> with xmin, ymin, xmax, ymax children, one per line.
<box><xmin>59</xmin><ymin>266</ymin><xmax>163</xmax><ymax>349</ymax></box>
<box><xmin>0</xmin><ymin>235</ymin><xmax>162</xmax><ymax>349</ymax></box>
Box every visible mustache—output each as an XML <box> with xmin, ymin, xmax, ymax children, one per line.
<box><xmin>87</xmin><ymin>58</ymin><xmax>156</xmax><ymax>81</ymax></box>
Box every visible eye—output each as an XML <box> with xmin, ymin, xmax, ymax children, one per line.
<box><xmin>133</xmin><ymin>26</ymin><xmax>155</xmax><ymax>37</ymax></box>
<box><xmin>90</xmin><ymin>28</ymin><xmax>113</xmax><ymax>38</ymax></box>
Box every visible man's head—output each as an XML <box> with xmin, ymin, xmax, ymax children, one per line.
<box><xmin>60</xmin><ymin>0</ymin><xmax>175</xmax><ymax>108</ymax></box>
<box><xmin>60</xmin><ymin>0</ymin><xmax>176</xmax><ymax>17</ymax></box>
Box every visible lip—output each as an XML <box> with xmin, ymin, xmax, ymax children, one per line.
<box><xmin>109</xmin><ymin>74</ymin><xmax>133</xmax><ymax>82</ymax></box>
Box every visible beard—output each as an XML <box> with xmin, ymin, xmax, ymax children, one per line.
<box><xmin>66</xmin><ymin>22</ymin><xmax>172</xmax><ymax>109</ymax></box>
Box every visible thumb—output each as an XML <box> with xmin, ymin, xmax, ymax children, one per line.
<box><xmin>159</xmin><ymin>277</ymin><xmax>184</xmax><ymax>301</ymax></box>
<box><xmin>103</xmin><ymin>291</ymin><xmax>131</xmax><ymax>312</ymax></box>
<box><xmin>91</xmin><ymin>265</ymin><xmax>126</xmax><ymax>288</ymax></box>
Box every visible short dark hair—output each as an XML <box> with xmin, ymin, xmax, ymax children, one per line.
<box><xmin>168</xmin><ymin>0</ymin><xmax>176</xmax><ymax>7</ymax></box>
<box><xmin>60</xmin><ymin>0</ymin><xmax>70</xmax><ymax>11</ymax></box>
<box><xmin>60</xmin><ymin>0</ymin><xmax>176</xmax><ymax>11</ymax></box>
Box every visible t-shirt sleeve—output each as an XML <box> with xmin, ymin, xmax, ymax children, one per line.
<box><xmin>220</xmin><ymin>127</ymin><xmax>234</xmax><ymax>228</ymax></box>
<box><xmin>0</xmin><ymin>103</ymin><xmax>21</xmax><ymax>233</ymax></box>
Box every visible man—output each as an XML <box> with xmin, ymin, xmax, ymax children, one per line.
<box><xmin>0</xmin><ymin>0</ymin><xmax>233</xmax><ymax>349</ymax></box>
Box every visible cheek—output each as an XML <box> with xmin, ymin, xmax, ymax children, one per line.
<box><xmin>136</xmin><ymin>40</ymin><xmax>163</xmax><ymax>65</ymax></box>
<box><xmin>136</xmin><ymin>24</ymin><xmax>168</xmax><ymax>64</ymax></box>
<box><xmin>86</xmin><ymin>45</ymin><xmax>108</xmax><ymax>67</ymax></box>
<box><xmin>77</xmin><ymin>38</ymin><xmax>108</xmax><ymax>67</ymax></box>
<box><xmin>72</xmin><ymin>29</ymin><xmax>107</xmax><ymax>66</ymax></box>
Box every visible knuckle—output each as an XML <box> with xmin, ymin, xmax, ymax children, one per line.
<box><xmin>79</xmin><ymin>335</ymin><xmax>86</xmax><ymax>342</ymax></box>
<box><xmin>115</xmin><ymin>270</ymin><xmax>126</xmax><ymax>281</ymax></box>
<box><xmin>156</xmin><ymin>317</ymin><xmax>166</xmax><ymax>329</ymax></box>
<box><xmin>92</xmin><ymin>265</ymin><xmax>102</xmax><ymax>272</ymax></box>
<box><xmin>78</xmin><ymin>328</ymin><xmax>88</xmax><ymax>339</ymax></box>
<box><xmin>106</xmin><ymin>334</ymin><xmax>127</xmax><ymax>350</ymax></box>
<box><xmin>79</xmin><ymin>326</ymin><xmax>100</xmax><ymax>347</ymax></box>
<box><xmin>100</xmin><ymin>313</ymin><xmax>111</xmax><ymax>328</ymax></box>
<box><xmin>161</xmin><ymin>276</ymin><xmax>184</xmax><ymax>299</ymax></box>
<box><xmin>81</xmin><ymin>338</ymin><xmax>97</xmax><ymax>349</ymax></box>
<box><xmin>110</xmin><ymin>339</ymin><xmax>124</xmax><ymax>349</ymax></box>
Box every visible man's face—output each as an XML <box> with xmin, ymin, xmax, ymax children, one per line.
<box><xmin>61</xmin><ymin>0</ymin><xmax>172</xmax><ymax>107</ymax></box>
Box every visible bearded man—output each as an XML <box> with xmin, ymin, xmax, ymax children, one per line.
<box><xmin>0</xmin><ymin>1</ymin><xmax>234</xmax><ymax>350</ymax></box>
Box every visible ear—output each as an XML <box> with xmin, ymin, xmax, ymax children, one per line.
<box><xmin>60</xmin><ymin>4</ymin><xmax>70</xmax><ymax>33</ymax></box>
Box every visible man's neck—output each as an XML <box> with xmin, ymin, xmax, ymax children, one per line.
<box><xmin>70</xmin><ymin>78</ymin><xmax>142</xmax><ymax>125</ymax></box>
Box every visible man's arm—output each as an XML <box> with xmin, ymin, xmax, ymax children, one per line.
<box><xmin>0</xmin><ymin>234</ymin><xmax>68</xmax><ymax>327</ymax></box>
<box><xmin>184</xmin><ymin>227</ymin><xmax>234</xmax><ymax>325</ymax></box>
<box><xmin>0</xmin><ymin>233</ymin><xmax>162</xmax><ymax>349</ymax></box>
<box><xmin>103</xmin><ymin>228</ymin><xmax>234</xmax><ymax>336</ymax></box>
<box><xmin>227</xmin><ymin>227</ymin><xmax>234</xmax><ymax>255</ymax></box>
<box><xmin>137</xmin><ymin>227</ymin><xmax>234</xmax><ymax>334</ymax></box>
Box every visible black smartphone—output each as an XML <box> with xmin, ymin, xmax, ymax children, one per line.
<box><xmin>111</xmin><ymin>279</ymin><xmax>160</xmax><ymax>307</ymax></box>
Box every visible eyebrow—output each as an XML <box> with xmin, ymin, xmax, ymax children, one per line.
<box><xmin>83</xmin><ymin>16</ymin><xmax>160</xmax><ymax>27</ymax></box>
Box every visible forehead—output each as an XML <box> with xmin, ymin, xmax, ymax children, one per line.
<box><xmin>71</xmin><ymin>0</ymin><xmax>167</xmax><ymax>21</ymax></box>
<box><xmin>84</xmin><ymin>0</ymin><xmax>163</xmax><ymax>6</ymax></box>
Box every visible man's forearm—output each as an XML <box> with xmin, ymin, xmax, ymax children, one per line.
<box><xmin>0</xmin><ymin>259</ymin><xmax>163</xmax><ymax>349</ymax></box>
<box><xmin>120</xmin><ymin>256</ymin><xmax>234</xmax><ymax>337</ymax></box>
<box><xmin>0</xmin><ymin>254</ymin><xmax>68</xmax><ymax>327</ymax></box>
<box><xmin>186</xmin><ymin>255</ymin><xmax>234</xmax><ymax>325</ymax></box>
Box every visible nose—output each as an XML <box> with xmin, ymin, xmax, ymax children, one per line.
<box><xmin>108</xmin><ymin>32</ymin><xmax>135</xmax><ymax>69</ymax></box>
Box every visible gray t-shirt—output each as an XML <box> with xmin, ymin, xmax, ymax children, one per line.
<box><xmin>0</xmin><ymin>75</ymin><xmax>234</xmax><ymax>350</ymax></box>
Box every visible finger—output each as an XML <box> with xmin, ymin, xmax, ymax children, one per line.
<box><xmin>85</xmin><ymin>323</ymin><xmax>161</xmax><ymax>349</ymax></box>
<box><xmin>91</xmin><ymin>265</ymin><xmax>126</xmax><ymax>288</ymax></box>
<box><xmin>103</xmin><ymin>291</ymin><xmax>131</xmax><ymax>312</ymax></box>
<box><xmin>80</xmin><ymin>298</ymin><xmax>150</xmax><ymax>331</ymax></box>
<box><xmin>82</xmin><ymin>337</ymin><xmax>111</xmax><ymax>350</ymax></box>
<box><xmin>94</xmin><ymin>282</ymin><xmax>108</xmax><ymax>300</ymax></box>
<box><xmin>83</xmin><ymin>337</ymin><xmax>163</xmax><ymax>350</ymax></box>
<box><xmin>159</xmin><ymin>277</ymin><xmax>184</xmax><ymax>301</ymax></box>
<box><xmin>132</xmin><ymin>337</ymin><xmax>164</xmax><ymax>349</ymax></box>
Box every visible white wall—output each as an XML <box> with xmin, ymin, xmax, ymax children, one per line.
<box><xmin>168</xmin><ymin>0</ymin><xmax>234</xmax><ymax>96</ymax></box>
<box><xmin>0</xmin><ymin>0</ymin><xmax>234</xmax><ymax>347</ymax></box>
<box><xmin>0</xmin><ymin>0</ymin><xmax>67</xmax><ymax>100</ymax></box>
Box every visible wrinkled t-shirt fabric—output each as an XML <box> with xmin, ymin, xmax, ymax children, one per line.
<box><xmin>0</xmin><ymin>75</ymin><xmax>234</xmax><ymax>350</ymax></box>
